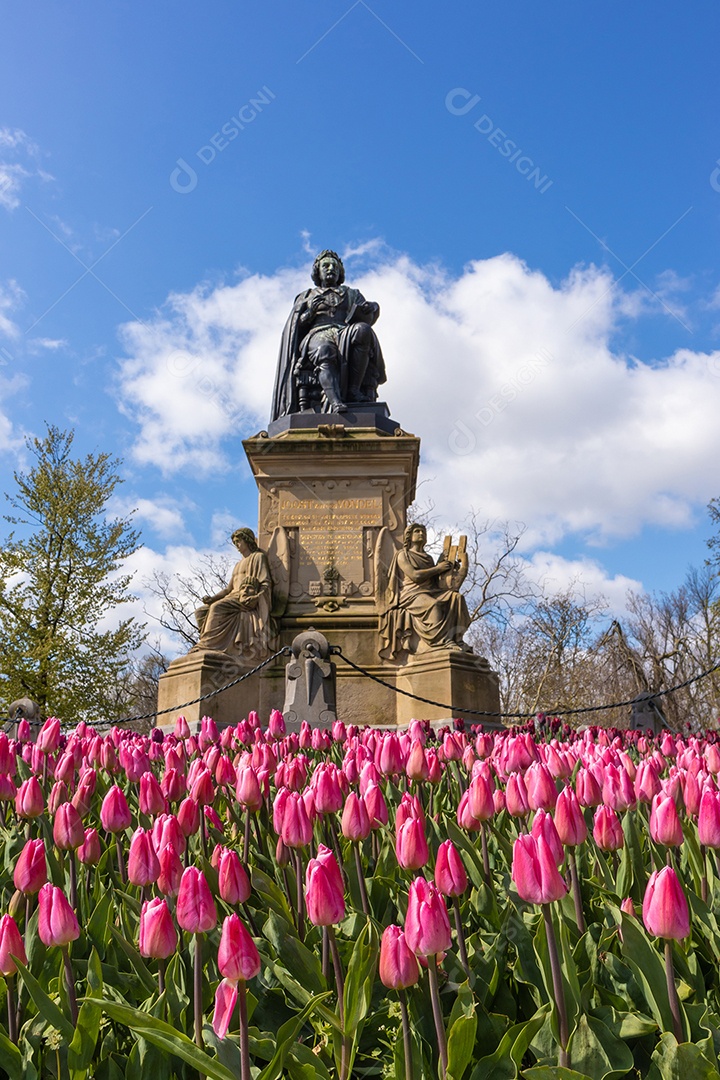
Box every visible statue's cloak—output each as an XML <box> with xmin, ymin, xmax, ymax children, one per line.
<box><xmin>270</xmin><ymin>286</ymin><xmax>386</xmax><ymax>421</ymax></box>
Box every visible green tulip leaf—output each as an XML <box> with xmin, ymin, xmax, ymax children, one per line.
<box><xmin>343</xmin><ymin>919</ymin><xmax>378</xmax><ymax>1035</ymax></box>
<box><xmin>12</xmin><ymin>955</ymin><xmax>75</xmax><ymax>1043</ymax></box>
<box><xmin>646</xmin><ymin>1032</ymin><xmax>720</xmax><ymax>1079</ymax></box>
<box><xmin>0</xmin><ymin>1028</ymin><xmax>25</xmax><ymax>1080</ymax></box>
<box><xmin>84</xmin><ymin>997</ymin><xmax>237</xmax><ymax>1080</ymax></box>
<box><xmin>256</xmin><ymin>991</ymin><xmax>333</xmax><ymax>1080</ymax></box>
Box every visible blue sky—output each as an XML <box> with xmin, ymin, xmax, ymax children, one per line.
<box><xmin>2</xmin><ymin>2</ymin><xmax>720</xmax><ymax>651</ymax></box>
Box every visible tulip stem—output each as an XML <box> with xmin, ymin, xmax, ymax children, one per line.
<box><xmin>115</xmin><ymin>836</ymin><xmax>126</xmax><ymax>884</ymax></box>
<box><xmin>293</xmin><ymin>850</ymin><xmax>305</xmax><ymax>943</ymax></box>
<box><xmin>158</xmin><ymin>957</ymin><xmax>165</xmax><ymax>997</ymax></box>
<box><xmin>6</xmin><ymin>974</ymin><xmax>17</xmax><ymax>1044</ymax></box>
<box><xmin>480</xmin><ymin>822</ymin><xmax>491</xmax><ymax>887</ymax></box>
<box><xmin>427</xmin><ymin>956</ymin><xmax>448</xmax><ymax>1079</ymax></box>
<box><xmin>700</xmin><ymin>845</ymin><xmax>708</xmax><ymax>904</ymax></box>
<box><xmin>327</xmin><ymin>926</ymin><xmax>350</xmax><ymax>1080</ymax></box>
<box><xmin>353</xmin><ymin>843</ymin><xmax>370</xmax><ymax>916</ymax></box>
<box><xmin>69</xmin><ymin>852</ymin><xmax>78</xmax><ymax>915</ymax></box>
<box><xmin>568</xmin><ymin>851</ymin><xmax>586</xmax><ymax>933</ymax></box>
<box><xmin>399</xmin><ymin>989</ymin><xmax>415</xmax><ymax>1080</ymax></box>
<box><xmin>61</xmin><ymin>946</ymin><xmax>78</xmax><ymax>1026</ymax></box>
<box><xmin>243</xmin><ymin>808</ymin><xmax>251</xmax><ymax>870</ymax></box>
<box><xmin>238</xmin><ymin>980</ymin><xmax>251</xmax><ymax>1080</ymax></box>
<box><xmin>194</xmin><ymin>933</ymin><xmax>204</xmax><ymax>1049</ymax></box>
<box><xmin>542</xmin><ymin>905</ymin><xmax>568</xmax><ymax>1068</ymax></box>
<box><xmin>664</xmin><ymin>940</ymin><xmax>684</xmax><ymax>1042</ymax></box>
<box><xmin>451</xmin><ymin>896</ymin><xmax>471</xmax><ymax>980</ymax></box>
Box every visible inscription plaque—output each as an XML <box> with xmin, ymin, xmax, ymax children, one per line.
<box><xmin>278</xmin><ymin>491</ymin><xmax>384</xmax><ymax>587</ymax></box>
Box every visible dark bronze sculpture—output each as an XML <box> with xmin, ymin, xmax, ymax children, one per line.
<box><xmin>271</xmin><ymin>250</ymin><xmax>386</xmax><ymax>420</ymax></box>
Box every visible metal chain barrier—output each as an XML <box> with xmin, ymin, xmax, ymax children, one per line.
<box><xmin>334</xmin><ymin>647</ymin><xmax>720</xmax><ymax>721</ymax></box>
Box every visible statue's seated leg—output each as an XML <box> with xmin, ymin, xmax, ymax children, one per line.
<box><xmin>311</xmin><ymin>341</ymin><xmax>344</xmax><ymax>411</ymax></box>
<box><xmin>195</xmin><ymin>604</ymin><xmax>210</xmax><ymax>637</ymax></box>
<box><xmin>346</xmin><ymin>323</ymin><xmax>372</xmax><ymax>401</ymax></box>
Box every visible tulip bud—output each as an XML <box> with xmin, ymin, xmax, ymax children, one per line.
<box><xmin>15</xmin><ymin>776</ymin><xmax>44</xmax><ymax>819</ymax></box>
<box><xmin>53</xmin><ymin>802</ymin><xmax>85</xmax><ymax>851</ymax></box>
<box><xmin>593</xmin><ymin>805</ymin><xmax>624</xmax><ymax>851</ymax></box>
<box><xmin>78</xmin><ymin>828</ymin><xmax>102</xmax><ymax>866</ymax></box>
<box><xmin>698</xmin><ymin>788</ymin><xmax>720</xmax><ymax>848</ymax></box>
<box><xmin>379</xmin><ymin>924</ymin><xmax>419</xmax><ymax>989</ymax></box>
<box><xmin>511</xmin><ymin>833</ymin><xmax>567</xmax><ymax>904</ymax></box>
<box><xmin>37</xmin><ymin>717</ymin><xmax>61</xmax><ymax>755</ymax></box>
<box><xmin>218</xmin><ymin>849</ymin><xmax>251</xmax><ymax>905</ymax></box>
<box><xmin>434</xmin><ymin>840</ymin><xmax>468</xmax><ymax>897</ymax></box>
<box><xmin>38</xmin><ymin>883</ymin><xmax>80</xmax><ymax>947</ymax></box>
<box><xmin>305</xmin><ymin>845</ymin><xmax>345</xmax><ymax>926</ymax></box>
<box><xmin>404</xmin><ymin>877</ymin><xmax>452</xmax><ymax>956</ymax></box>
<box><xmin>554</xmin><ymin>786</ymin><xmax>587</xmax><ymax>847</ymax></box>
<box><xmin>139</xmin><ymin>772</ymin><xmax>166</xmax><ymax>817</ymax></box>
<box><xmin>649</xmin><ymin>793</ymin><xmax>684</xmax><ymax>848</ymax></box>
<box><xmin>236</xmin><ymin>766</ymin><xmax>263</xmax><ymax>813</ymax></box>
<box><xmin>176</xmin><ymin>867</ymin><xmax>217</xmax><ymax>933</ymax></box>
<box><xmin>218</xmin><ymin>913</ymin><xmax>261</xmax><ymax>981</ymax></box>
<box><xmin>280</xmin><ymin>791</ymin><xmax>312</xmax><ymax>849</ymax></box>
<box><xmin>642</xmin><ymin>866</ymin><xmax>690</xmax><ymax>940</ymax></box>
<box><xmin>396</xmin><ymin>817</ymin><xmax>429</xmax><ymax>871</ymax></box>
<box><xmin>127</xmin><ymin>828</ymin><xmax>161</xmax><ymax>887</ymax></box>
<box><xmin>157</xmin><ymin>842</ymin><xmax>184</xmax><ymax>897</ymax></box>
<box><xmin>139</xmin><ymin>897</ymin><xmax>178</xmax><ymax>959</ymax></box>
<box><xmin>0</xmin><ymin>913</ymin><xmax>27</xmax><ymax>975</ymax></box>
<box><xmin>14</xmin><ymin>838</ymin><xmax>47</xmax><ymax>895</ymax></box>
<box><xmin>177</xmin><ymin>796</ymin><xmax>201</xmax><ymax>837</ymax></box>
<box><xmin>341</xmin><ymin>792</ymin><xmax>371</xmax><ymax>841</ymax></box>
<box><xmin>100</xmin><ymin>785</ymin><xmax>132</xmax><ymax>833</ymax></box>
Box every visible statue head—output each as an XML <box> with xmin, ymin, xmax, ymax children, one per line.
<box><xmin>231</xmin><ymin>527</ymin><xmax>258</xmax><ymax>552</ymax></box>
<box><xmin>403</xmin><ymin>522</ymin><xmax>427</xmax><ymax>549</ymax></box>
<box><xmin>311</xmin><ymin>249</ymin><xmax>345</xmax><ymax>286</ymax></box>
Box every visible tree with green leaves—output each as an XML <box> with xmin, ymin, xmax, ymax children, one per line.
<box><xmin>0</xmin><ymin>425</ymin><xmax>146</xmax><ymax>722</ymax></box>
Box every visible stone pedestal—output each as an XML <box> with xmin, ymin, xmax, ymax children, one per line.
<box><xmin>394</xmin><ymin>650</ymin><xmax>501</xmax><ymax>726</ymax></box>
<box><xmin>156</xmin><ymin>650</ymin><xmax>259</xmax><ymax>732</ymax></box>
<box><xmin>156</xmin><ymin>406</ymin><xmax>502</xmax><ymax>730</ymax></box>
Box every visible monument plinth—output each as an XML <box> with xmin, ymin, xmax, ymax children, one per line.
<box><xmin>156</xmin><ymin>249</ymin><xmax>501</xmax><ymax>730</ymax></box>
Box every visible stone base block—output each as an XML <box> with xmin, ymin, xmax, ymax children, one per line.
<box><xmin>156</xmin><ymin>650</ymin><xmax>264</xmax><ymax>732</ymax></box>
<box><xmin>394</xmin><ymin>650</ymin><xmax>501</xmax><ymax>727</ymax></box>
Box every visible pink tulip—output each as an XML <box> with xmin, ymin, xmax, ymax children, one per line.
<box><xmin>218</xmin><ymin>849</ymin><xmax>251</xmax><ymax>905</ymax></box>
<box><xmin>404</xmin><ymin>877</ymin><xmax>452</xmax><ymax>956</ymax></box>
<box><xmin>176</xmin><ymin>867</ymin><xmax>217</xmax><ymax>933</ymax></box>
<box><xmin>38</xmin><ymin>883</ymin><xmax>80</xmax><ymax>947</ymax></box>
<box><xmin>506</xmin><ymin>774</ymin><xmax>530</xmax><ymax>818</ymax></box>
<box><xmin>406</xmin><ymin>740</ymin><xmax>429</xmax><ymax>781</ymax></box>
<box><xmin>14</xmin><ymin>838</ymin><xmax>47</xmax><ymax>895</ymax></box>
<box><xmin>280</xmin><ymin>792</ymin><xmax>312</xmax><ymax>849</ymax></box>
<box><xmin>236</xmin><ymin>766</ymin><xmax>263</xmax><ymax>812</ymax></box>
<box><xmin>698</xmin><ymin>788</ymin><xmax>720</xmax><ymax>848</ymax></box>
<box><xmin>526</xmin><ymin>763</ymin><xmax>558</xmax><ymax>811</ymax></box>
<box><xmin>100</xmin><ymin>785</ymin><xmax>131</xmax><ymax>833</ymax></box>
<box><xmin>177</xmin><ymin>796</ymin><xmax>201</xmax><ymax>837</ymax></box>
<box><xmin>364</xmin><ymin>782</ymin><xmax>388</xmax><ymax>828</ymax></box>
<box><xmin>379</xmin><ymin>924</ymin><xmax>419</xmax><ymax>989</ymax></box>
<box><xmin>575</xmin><ymin>768</ymin><xmax>602</xmax><ymax>807</ymax></box>
<box><xmin>434</xmin><ymin>840</ymin><xmax>468</xmax><ymax>897</ymax></box>
<box><xmin>15</xmin><ymin>776</ymin><xmax>44</xmax><ymax>819</ymax></box>
<box><xmin>127</xmin><ymin>828</ymin><xmax>161</xmax><ymax>887</ymax></box>
<box><xmin>139</xmin><ymin>772</ymin><xmax>166</xmax><ymax>816</ymax></box>
<box><xmin>341</xmin><ymin>792</ymin><xmax>371</xmax><ymax>841</ymax></box>
<box><xmin>642</xmin><ymin>866</ymin><xmax>690</xmax><ymax>940</ymax></box>
<box><xmin>157</xmin><ymin>843</ymin><xmax>184</xmax><ymax>897</ymax></box>
<box><xmin>139</xmin><ymin>897</ymin><xmax>178</xmax><ymax>959</ymax></box>
<box><xmin>511</xmin><ymin>833</ymin><xmax>567</xmax><ymax>904</ymax></box>
<box><xmin>593</xmin><ymin>806</ymin><xmax>624</xmax><ymax>851</ymax></box>
<box><xmin>0</xmin><ymin>914</ymin><xmax>27</xmax><ymax>975</ymax></box>
<box><xmin>218</xmin><ymin>913</ymin><xmax>261</xmax><ymax>981</ymax></box>
<box><xmin>649</xmin><ymin>793</ymin><xmax>684</xmax><ymax>848</ymax></box>
<box><xmin>554</xmin><ymin>786</ymin><xmax>587</xmax><ymax>847</ymax></box>
<box><xmin>305</xmin><ymin>845</ymin><xmax>345</xmax><ymax>926</ymax></box>
<box><xmin>78</xmin><ymin>828</ymin><xmax>102</xmax><ymax>866</ymax></box>
<box><xmin>53</xmin><ymin>802</ymin><xmax>85</xmax><ymax>851</ymax></box>
<box><xmin>396</xmin><ymin>817</ymin><xmax>429</xmax><ymax>870</ymax></box>
<box><xmin>531</xmin><ymin>809</ymin><xmax>564</xmax><ymax>866</ymax></box>
<box><xmin>37</xmin><ymin>717</ymin><xmax>61</xmax><ymax>754</ymax></box>
<box><xmin>468</xmin><ymin>773</ymin><xmax>495</xmax><ymax>821</ymax></box>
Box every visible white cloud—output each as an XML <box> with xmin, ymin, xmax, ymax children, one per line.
<box><xmin>0</xmin><ymin>280</ymin><xmax>24</xmax><ymax>338</ymax></box>
<box><xmin>110</xmin><ymin>495</ymin><xmax>192</xmax><ymax>541</ymax></box>
<box><xmin>522</xmin><ymin>551</ymin><xmax>642</xmax><ymax>618</ymax></box>
<box><xmin>115</xmin><ymin>249</ymin><xmax>720</xmax><ymax>548</ymax></box>
<box><xmin>27</xmin><ymin>337</ymin><xmax>68</xmax><ymax>353</ymax></box>
<box><xmin>0</xmin><ymin>129</ymin><xmax>51</xmax><ymax>211</ymax></box>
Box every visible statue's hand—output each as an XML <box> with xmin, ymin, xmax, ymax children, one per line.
<box><xmin>436</xmin><ymin>560</ymin><xmax>452</xmax><ymax>573</ymax></box>
<box><xmin>202</xmin><ymin>595</ymin><xmax>214</xmax><ymax>605</ymax></box>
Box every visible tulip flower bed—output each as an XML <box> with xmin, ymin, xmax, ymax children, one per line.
<box><xmin>3</xmin><ymin>713</ymin><xmax>720</xmax><ymax>1079</ymax></box>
